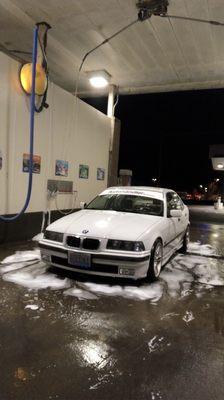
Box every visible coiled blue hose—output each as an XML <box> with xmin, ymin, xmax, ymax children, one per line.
<box><xmin>0</xmin><ymin>26</ymin><xmax>38</xmax><ymax>221</ymax></box>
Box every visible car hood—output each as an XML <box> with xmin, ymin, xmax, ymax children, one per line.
<box><xmin>46</xmin><ymin>210</ymin><xmax>162</xmax><ymax>241</ymax></box>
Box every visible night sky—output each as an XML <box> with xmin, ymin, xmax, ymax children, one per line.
<box><xmin>84</xmin><ymin>89</ymin><xmax>224</xmax><ymax>192</ymax></box>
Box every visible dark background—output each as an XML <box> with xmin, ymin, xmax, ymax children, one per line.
<box><xmin>84</xmin><ymin>89</ymin><xmax>224</xmax><ymax>191</ymax></box>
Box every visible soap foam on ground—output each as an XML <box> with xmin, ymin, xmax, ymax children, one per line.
<box><xmin>1</xmin><ymin>250</ymin><xmax>41</xmax><ymax>265</ymax></box>
<box><xmin>64</xmin><ymin>287</ymin><xmax>98</xmax><ymax>300</ymax></box>
<box><xmin>188</xmin><ymin>242</ymin><xmax>218</xmax><ymax>256</ymax></box>
<box><xmin>78</xmin><ymin>280</ymin><xmax>164</xmax><ymax>302</ymax></box>
<box><xmin>3</xmin><ymin>262</ymin><xmax>70</xmax><ymax>291</ymax></box>
<box><xmin>1</xmin><ymin>242</ymin><xmax>224</xmax><ymax>300</ymax></box>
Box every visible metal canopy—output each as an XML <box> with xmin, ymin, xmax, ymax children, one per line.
<box><xmin>1</xmin><ymin>0</ymin><xmax>224</xmax><ymax>96</ymax></box>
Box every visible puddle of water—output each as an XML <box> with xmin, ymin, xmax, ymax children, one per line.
<box><xmin>68</xmin><ymin>339</ymin><xmax>113</xmax><ymax>370</ymax></box>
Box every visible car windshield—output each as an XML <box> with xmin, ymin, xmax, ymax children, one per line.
<box><xmin>86</xmin><ymin>194</ymin><xmax>164</xmax><ymax>217</ymax></box>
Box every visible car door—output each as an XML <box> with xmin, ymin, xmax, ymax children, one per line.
<box><xmin>166</xmin><ymin>192</ymin><xmax>185</xmax><ymax>254</ymax></box>
<box><xmin>161</xmin><ymin>192</ymin><xmax>177</xmax><ymax>259</ymax></box>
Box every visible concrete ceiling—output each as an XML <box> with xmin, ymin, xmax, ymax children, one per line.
<box><xmin>1</xmin><ymin>0</ymin><xmax>224</xmax><ymax>96</ymax></box>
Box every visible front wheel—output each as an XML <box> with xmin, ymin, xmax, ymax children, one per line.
<box><xmin>179</xmin><ymin>226</ymin><xmax>190</xmax><ymax>254</ymax></box>
<box><xmin>147</xmin><ymin>239</ymin><xmax>163</xmax><ymax>282</ymax></box>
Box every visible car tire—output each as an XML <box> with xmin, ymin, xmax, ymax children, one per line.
<box><xmin>179</xmin><ymin>226</ymin><xmax>190</xmax><ymax>254</ymax></box>
<box><xmin>147</xmin><ymin>239</ymin><xmax>163</xmax><ymax>282</ymax></box>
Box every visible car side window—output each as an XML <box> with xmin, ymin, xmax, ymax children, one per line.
<box><xmin>166</xmin><ymin>192</ymin><xmax>184</xmax><ymax>217</ymax></box>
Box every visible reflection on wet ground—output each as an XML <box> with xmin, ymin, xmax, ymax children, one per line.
<box><xmin>0</xmin><ymin>207</ymin><xmax>224</xmax><ymax>400</ymax></box>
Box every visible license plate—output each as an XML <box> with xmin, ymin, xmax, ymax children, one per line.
<box><xmin>68</xmin><ymin>252</ymin><xmax>91</xmax><ymax>269</ymax></box>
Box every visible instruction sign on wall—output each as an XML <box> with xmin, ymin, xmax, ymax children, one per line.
<box><xmin>23</xmin><ymin>154</ymin><xmax>41</xmax><ymax>174</ymax></box>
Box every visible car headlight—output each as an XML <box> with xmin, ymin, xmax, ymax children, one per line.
<box><xmin>107</xmin><ymin>240</ymin><xmax>145</xmax><ymax>252</ymax></box>
<box><xmin>44</xmin><ymin>230</ymin><xmax>64</xmax><ymax>243</ymax></box>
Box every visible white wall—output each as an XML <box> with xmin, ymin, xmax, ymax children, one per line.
<box><xmin>0</xmin><ymin>52</ymin><xmax>111</xmax><ymax>215</ymax></box>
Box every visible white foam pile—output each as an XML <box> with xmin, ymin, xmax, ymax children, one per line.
<box><xmin>188</xmin><ymin>242</ymin><xmax>218</xmax><ymax>257</ymax></box>
<box><xmin>0</xmin><ymin>250</ymin><xmax>41</xmax><ymax>273</ymax></box>
<box><xmin>1</xmin><ymin>250</ymin><xmax>41</xmax><ymax>265</ymax></box>
<box><xmin>194</xmin><ymin>260</ymin><xmax>224</xmax><ymax>286</ymax></box>
<box><xmin>64</xmin><ymin>287</ymin><xmax>98</xmax><ymax>300</ymax></box>
<box><xmin>1</xmin><ymin>253</ymin><xmax>70</xmax><ymax>290</ymax></box>
<box><xmin>3</xmin><ymin>267</ymin><xmax>70</xmax><ymax>290</ymax></box>
<box><xmin>78</xmin><ymin>280</ymin><xmax>164</xmax><ymax>302</ymax></box>
<box><xmin>25</xmin><ymin>304</ymin><xmax>39</xmax><ymax>310</ymax></box>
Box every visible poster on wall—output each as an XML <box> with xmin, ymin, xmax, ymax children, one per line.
<box><xmin>23</xmin><ymin>153</ymin><xmax>41</xmax><ymax>174</ymax></box>
<box><xmin>55</xmin><ymin>160</ymin><xmax>69</xmax><ymax>177</ymax></box>
<box><xmin>97</xmin><ymin>168</ymin><xmax>105</xmax><ymax>180</ymax></box>
<box><xmin>79</xmin><ymin>164</ymin><xmax>89</xmax><ymax>179</ymax></box>
<box><xmin>0</xmin><ymin>150</ymin><xmax>2</xmax><ymax>170</ymax></box>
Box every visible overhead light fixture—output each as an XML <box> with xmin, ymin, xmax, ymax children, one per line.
<box><xmin>217</xmin><ymin>163</ymin><xmax>224</xmax><ymax>169</ymax></box>
<box><xmin>20</xmin><ymin>63</ymin><xmax>47</xmax><ymax>95</ymax></box>
<box><xmin>88</xmin><ymin>70</ymin><xmax>111</xmax><ymax>89</ymax></box>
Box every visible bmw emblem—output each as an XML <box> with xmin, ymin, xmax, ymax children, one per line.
<box><xmin>82</xmin><ymin>229</ymin><xmax>89</xmax><ymax>234</ymax></box>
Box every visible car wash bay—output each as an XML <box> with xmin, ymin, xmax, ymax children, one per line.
<box><xmin>1</xmin><ymin>0</ymin><xmax>224</xmax><ymax>399</ymax></box>
<box><xmin>0</xmin><ymin>209</ymin><xmax>224</xmax><ymax>400</ymax></box>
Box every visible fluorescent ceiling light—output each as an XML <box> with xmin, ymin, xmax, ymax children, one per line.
<box><xmin>89</xmin><ymin>76</ymin><xmax>109</xmax><ymax>88</ymax></box>
<box><xmin>88</xmin><ymin>70</ymin><xmax>111</xmax><ymax>89</ymax></box>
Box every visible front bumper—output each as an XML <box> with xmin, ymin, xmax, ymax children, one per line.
<box><xmin>39</xmin><ymin>241</ymin><xmax>150</xmax><ymax>280</ymax></box>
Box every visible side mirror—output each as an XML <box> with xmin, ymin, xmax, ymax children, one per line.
<box><xmin>80</xmin><ymin>201</ymin><xmax>87</xmax><ymax>209</ymax></box>
<box><xmin>170</xmin><ymin>209</ymin><xmax>182</xmax><ymax>218</ymax></box>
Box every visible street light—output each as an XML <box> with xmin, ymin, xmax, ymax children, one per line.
<box><xmin>217</xmin><ymin>163</ymin><xmax>224</xmax><ymax>170</ymax></box>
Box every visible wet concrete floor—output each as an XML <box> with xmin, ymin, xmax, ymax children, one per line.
<box><xmin>0</xmin><ymin>206</ymin><xmax>224</xmax><ymax>400</ymax></box>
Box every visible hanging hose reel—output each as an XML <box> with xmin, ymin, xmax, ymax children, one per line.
<box><xmin>20</xmin><ymin>22</ymin><xmax>51</xmax><ymax>112</ymax></box>
<box><xmin>136</xmin><ymin>0</ymin><xmax>169</xmax><ymax>21</ymax></box>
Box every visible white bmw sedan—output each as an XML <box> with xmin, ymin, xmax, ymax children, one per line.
<box><xmin>39</xmin><ymin>187</ymin><xmax>189</xmax><ymax>281</ymax></box>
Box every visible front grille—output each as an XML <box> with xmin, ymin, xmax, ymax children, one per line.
<box><xmin>66</xmin><ymin>236</ymin><xmax>81</xmax><ymax>248</ymax></box>
<box><xmin>51</xmin><ymin>256</ymin><xmax>118</xmax><ymax>274</ymax></box>
<box><xmin>82</xmin><ymin>238</ymin><xmax>100</xmax><ymax>250</ymax></box>
<box><xmin>44</xmin><ymin>231</ymin><xmax>63</xmax><ymax>242</ymax></box>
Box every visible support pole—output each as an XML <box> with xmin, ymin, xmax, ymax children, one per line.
<box><xmin>107</xmin><ymin>84</ymin><xmax>116</xmax><ymax>118</ymax></box>
<box><xmin>107</xmin><ymin>85</ymin><xmax>120</xmax><ymax>187</ymax></box>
